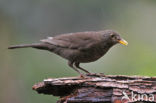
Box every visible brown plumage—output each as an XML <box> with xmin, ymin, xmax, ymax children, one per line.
<box><xmin>8</xmin><ymin>30</ymin><xmax>128</xmax><ymax>76</ymax></box>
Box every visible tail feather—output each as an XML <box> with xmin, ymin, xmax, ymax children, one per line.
<box><xmin>8</xmin><ymin>43</ymin><xmax>43</xmax><ymax>49</ymax></box>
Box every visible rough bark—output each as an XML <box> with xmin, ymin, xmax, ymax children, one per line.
<box><xmin>32</xmin><ymin>74</ymin><xmax>156</xmax><ymax>103</ymax></box>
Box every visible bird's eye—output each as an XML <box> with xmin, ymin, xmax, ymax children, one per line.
<box><xmin>111</xmin><ymin>34</ymin><xmax>115</xmax><ymax>38</ymax></box>
<box><xmin>111</xmin><ymin>34</ymin><xmax>117</xmax><ymax>39</ymax></box>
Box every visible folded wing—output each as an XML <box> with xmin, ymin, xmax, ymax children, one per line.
<box><xmin>41</xmin><ymin>31</ymin><xmax>102</xmax><ymax>50</ymax></box>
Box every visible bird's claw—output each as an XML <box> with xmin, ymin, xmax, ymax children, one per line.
<box><xmin>86</xmin><ymin>73</ymin><xmax>105</xmax><ymax>77</ymax></box>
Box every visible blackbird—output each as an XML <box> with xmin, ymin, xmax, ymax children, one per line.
<box><xmin>8</xmin><ymin>30</ymin><xmax>128</xmax><ymax>76</ymax></box>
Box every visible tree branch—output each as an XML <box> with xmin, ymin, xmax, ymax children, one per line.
<box><xmin>32</xmin><ymin>74</ymin><xmax>156</xmax><ymax>103</ymax></box>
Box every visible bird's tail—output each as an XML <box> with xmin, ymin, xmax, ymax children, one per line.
<box><xmin>8</xmin><ymin>43</ymin><xmax>46</xmax><ymax>49</ymax></box>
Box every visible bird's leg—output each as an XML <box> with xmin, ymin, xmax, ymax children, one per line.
<box><xmin>74</xmin><ymin>62</ymin><xmax>90</xmax><ymax>74</ymax></box>
<box><xmin>68</xmin><ymin>61</ymin><xmax>84</xmax><ymax>78</ymax></box>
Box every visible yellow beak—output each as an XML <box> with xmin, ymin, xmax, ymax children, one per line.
<box><xmin>119</xmin><ymin>39</ymin><xmax>128</xmax><ymax>46</ymax></box>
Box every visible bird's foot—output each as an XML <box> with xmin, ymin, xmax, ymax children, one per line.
<box><xmin>86</xmin><ymin>73</ymin><xmax>105</xmax><ymax>77</ymax></box>
<box><xmin>79</xmin><ymin>73</ymin><xmax>105</xmax><ymax>78</ymax></box>
<box><xmin>79</xmin><ymin>74</ymin><xmax>86</xmax><ymax>79</ymax></box>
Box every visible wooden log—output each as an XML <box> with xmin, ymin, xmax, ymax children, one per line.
<box><xmin>32</xmin><ymin>74</ymin><xmax>156</xmax><ymax>103</ymax></box>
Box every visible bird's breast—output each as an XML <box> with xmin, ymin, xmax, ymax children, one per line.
<box><xmin>51</xmin><ymin>44</ymin><xmax>112</xmax><ymax>63</ymax></box>
<box><xmin>75</xmin><ymin>46</ymin><xmax>110</xmax><ymax>63</ymax></box>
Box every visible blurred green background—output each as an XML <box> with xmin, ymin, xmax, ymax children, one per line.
<box><xmin>1</xmin><ymin>0</ymin><xmax>156</xmax><ymax>103</ymax></box>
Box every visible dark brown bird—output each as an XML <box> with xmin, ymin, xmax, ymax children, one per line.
<box><xmin>8</xmin><ymin>30</ymin><xmax>128</xmax><ymax>76</ymax></box>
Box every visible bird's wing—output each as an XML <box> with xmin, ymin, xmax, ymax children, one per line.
<box><xmin>41</xmin><ymin>32</ymin><xmax>102</xmax><ymax>50</ymax></box>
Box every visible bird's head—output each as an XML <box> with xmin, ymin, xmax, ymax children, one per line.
<box><xmin>101</xmin><ymin>30</ymin><xmax>128</xmax><ymax>46</ymax></box>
